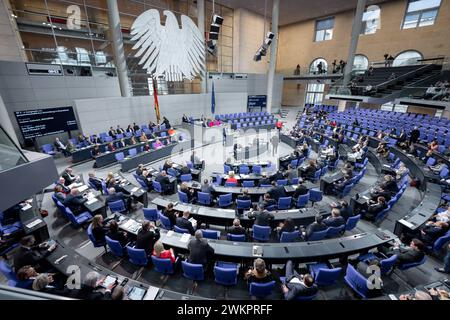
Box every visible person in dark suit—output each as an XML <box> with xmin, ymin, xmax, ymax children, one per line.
<box><xmin>139</xmin><ymin>170</ymin><xmax>153</xmax><ymax>191</ymax></box>
<box><xmin>156</xmin><ymin>171</ymin><xmax>172</xmax><ymax>194</ymax></box>
<box><xmin>91</xmin><ymin>215</ymin><xmax>108</xmax><ymax>243</ymax></box>
<box><xmin>108</xmin><ymin>127</ymin><xmax>117</xmax><ymax>138</ymax></box>
<box><xmin>53</xmin><ymin>185</ymin><xmax>66</xmax><ymax>203</ymax></box>
<box><xmin>105</xmin><ymin>188</ymin><xmax>132</xmax><ymax>211</ymax></box>
<box><xmin>262</xmin><ymin>193</ymin><xmax>277</xmax><ymax>209</ymax></box>
<box><xmin>247</xmin><ymin>205</ymin><xmax>274</xmax><ymax>227</ymax></box>
<box><xmin>293</xmin><ymin>183</ymin><xmax>309</xmax><ymax>200</ymax></box>
<box><xmin>179</xmin><ymin>164</ymin><xmax>191</xmax><ymax>175</ymax></box>
<box><xmin>304</xmin><ymin>214</ymin><xmax>327</xmax><ymax>240</ymax></box>
<box><xmin>61</xmin><ymin>168</ymin><xmax>77</xmax><ymax>186</ymax></box>
<box><xmin>363</xmin><ymin>196</ymin><xmax>388</xmax><ymax>221</ymax></box>
<box><xmin>272</xmin><ymin>170</ymin><xmax>286</xmax><ymax>182</ymax></box>
<box><xmin>410</xmin><ymin>126</ymin><xmax>420</xmax><ymax>144</ymax></box>
<box><xmin>370</xmin><ymin>187</ymin><xmax>392</xmax><ymax>202</ymax></box>
<box><xmin>176</xmin><ymin>211</ymin><xmax>195</xmax><ymax>235</ymax></box>
<box><xmin>126</xmin><ymin>125</ymin><xmax>134</xmax><ymax>133</ymax></box>
<box><xmin>355</xmin><ymin>259</ymin><xmax>383</xmax><ymax>298</ymax></box>
<box><xmin>74</xmin><ymin>271</ymin><xmax>111</xmax><ymax>300</ymax></box>
<box><xmin>55</xmin><ymin>177</ymin><xmax>70</xmax><ymax>194</ymax></box>
<box><xmin>228</xmin><ymin>218</ymin><xmax>246</xmax><ymax>235</ymax></box>
<box><xmin>237</xmin><ymin>190</ymin><xmax>251</xmax><ymax>202</ymax></box>
<box><xmin>136</xmin><ymin>164</ymin><xmax>145</xmax><ymax>177</ymax></box>
<box><xmin>200</xmin><ymin>179</ymin><xmax>214</xmax><ymax>195</ymax></box>
<box><xmin>268</xmin><ymin>182</ymin><xmax>286</xmax><ymax>201</ymax></box>
<box><xmin>13</xmin><ymin>236</ymin><xmax>56</xmax><ymax>272</ymax></box>
<box><xmin>106</xmin><ymin>220</ymin><xmax>129</xmax><ymax>247</ymax></box>
<box><xmin>135</xmin><ymin>221</ymin><xmax>160</xmax><ymax>256</ymax></box>
<box><xmin>329</xmin><ymin>174</ymin><xmax>351</xmax><ymax>196</ymax></box>
<box><xmin>163</xmin><ymin>160</ymin><xmax>173</xmax><ymax>172</ymax></box>
<box><xmin>88</xmin><ymin>172</ymin><xmax>103</xmax><ymax>191</ymax></box>
<box><xmin>323</xmin><ymin>208</ymin><xmax>345</xmax><ymax>228</ymax></box>
<box><xmin>188</xmin><ymin>230</ymin><xmax>215</xmax><ymax>267</ymax></box>
<box><xmin>180</xmin><ymin>182</ymin><xmax>196</xmax><ymax>203</ymax></box>
<box><xmin>406</xmin><ymin>221</ymin><xmax>449</xmax><ymax>247</ymax></box>
<box><xmin>259</xmin><ymin>174</ymin><xmax>271</xmax><ymax>186</ymax></box>
<box><xmin>64</xmin><ymin>188</ymin><xmax>87</xmax><ymax>215</ymax></box>
<box><xmin>379</xmin><ymin>175</ymin><xmax>398</xmax><ymax>194</ymax></box>
<box><xmin>277</xmin><ymin>218</ymin><xmax>296</xmax><ymax>238</ymax></box>
<box><xmin>182</xmin><ymin>114</ymin><xmax>189</xmax><ymax>123</ymax></box>
<box><xmin>302</xmin><ymin>160</ymin><xmax>318</xmax><ymax>180</ymax></box>
<box><xmin>163</xmin><ymin>203</ymin><xmax>178</xmax><ymax>227</ymax></box>
<box><xmin>381</xmin><ymin>239</ymin><xmax>425</xmax><ymax>267</ymax></box>
<box><xmin>90</xmin><ymin>135</ymin><xmax>102</xmax><ymax>144</ymax></box>
<box><xmin>332</xmin><ymin>200</ymin><xmax>352</xmax><ymax>221</ymax></box>
<box><xmin>133</xmin><ymin>123</ymin><xmax>140</xmax><ymax>131</ymax></box>
<box><xmin>281</xmin><ymin>260</ymin><xmax>318</xmax><ymax>300</ymax></box>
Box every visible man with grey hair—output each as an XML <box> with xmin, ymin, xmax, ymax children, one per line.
<box><xmin>64</xmin><ymin>188</ymin><xmax>87</xmax><ymax>215</ymax></box>
<box><xmin>187</xmin><ymin>230</ymin><xmax>215</xmax><ymax>268</ymax></box>
<box><xmin>105</xmin><ymin>187</ymin><xmax>131</xmax><ymax>210</ymax></box>
<box><xmin>75</xmin><ymin>271</ymin><xmax>115</xmax><ymax>300</ymax></box>
<box><xmin>400</xmin><ymin>290</ymin><xmax>432</xmax><ymax>300</ymax></box>
<box><xmin>176</xmin><ymin>211</ymin><xmax>195</xmax><ymax>235</ymax></box>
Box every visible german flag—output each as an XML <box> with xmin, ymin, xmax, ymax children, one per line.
<box><xmin>152</xmin><ymin>78</ymin><xmax>161</xmax><ymax>124</ymax></box>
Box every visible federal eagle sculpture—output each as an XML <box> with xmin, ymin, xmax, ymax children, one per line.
<box><xmin>131</xmin><ymin>9</ymin><xmax>206</xmax><ymax>82</ymax></box>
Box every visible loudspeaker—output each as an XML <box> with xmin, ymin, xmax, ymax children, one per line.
<box><xmin>209</xmin><ymin>32</ymin><xmax>219</xmax><ymax>40</ymax></box>
<box><xmin>210</xmin><ymin>24</ymin><xmax>220</xmax><ymax>33</ymax></box>
<box><xmin>213</xmin><ymin>14</ymin><xmax>224</xmax><ymax>25</ymax></box>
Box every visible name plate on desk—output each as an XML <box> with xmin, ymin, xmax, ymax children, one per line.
<box><xmin>398</xmin><ymin>219</ymin><xmax>414</xmax><ymax>229</ymax></box>
<box><xmin>26</xmin><ymin>219</ymin><xmax>42</xmax><ymax>229</ymax></box>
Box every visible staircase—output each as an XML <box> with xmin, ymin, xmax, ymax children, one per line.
<box><xmin>279</xmin><ymin>107</ymin><xmax>303</xmax><ymax>129</ymax></box>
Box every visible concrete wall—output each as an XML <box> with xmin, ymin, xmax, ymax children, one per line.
<box><xmin>233</xmin><ymin>8</ymin><xmax>270</xmax><ymax>74</ymax></box>
<box><xmin>73</xmin><ymin>92</ymin><xmax>247</xmax><ymax>136</ymax></box>
<box><xmin>206</xmin><ymin>73</ymin><xmax>283</xmax><ymax>111</ymax></box>
<box><xmin>0</xmin><ymin>0</ymin><xmax>26</xmax><ymax>62</ymax></box>
<box><xmin>0</xmin><ymin>60</ymin><xmax>121</xmax><ymax>145</ymax></box>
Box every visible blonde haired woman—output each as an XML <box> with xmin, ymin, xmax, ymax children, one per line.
<box><xmin>152</xmin><ymin>241</ymin><xmax>176</xmax><ymax>263</ymax></box>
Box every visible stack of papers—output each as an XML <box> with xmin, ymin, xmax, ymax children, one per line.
<box><xmin>26</xmin><ymin>219</ymin><xmax>42</xmax><ymax>229</ymax></box>
<box><xmin>131</xmin><ymin>187</ymin><xmax>139</xmax><ymax>193</ymax></box>
<box><xmin>78</xmin><ymin>185</ymin><xmax>88</xmax><ymax>192</ymax></box>
<box><xmin>180</xmin><ymin>233</ymin><xmax>191</xmax><ymax>243</ymax></box>
<box><xmin>85</xmin><ymin>198</ymin><xmax>97</xmax><ymax>205</ymax></box>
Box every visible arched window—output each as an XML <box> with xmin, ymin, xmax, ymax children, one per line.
<box><xmin>353</xmin><ymin>55</ymin><xmax>369</xmax><ymax>71</ymax></box>
<box><xmin>361</xmin><ymin>5</ymin><xmax>381</xmax><ymax>35</ymax></box>
<box><xmin>393</xmin><ymin>50</ymin><xmax>423</xmax><ymax>66</ymax></box>
<box><xmin>309</xmin><ymin>58</ymin><xmax>328</xmax><ymax>74</ymax></box>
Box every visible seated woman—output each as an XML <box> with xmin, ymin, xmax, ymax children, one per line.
<box><xmin>91</xmin><ymin>215</ymin><xmax>108</xmax><ymax>243</ymax></box>
<box><xmin>226</xmin><ymin>171</ymin><xmax>238</xmax><ymax>185</ymax></box>
<box><xmin>105</xmin><ymin>172</ymin><xmax>116</xmax><ymax>188</ymax></box>
<box><xmin>152</xmin><ymin>240</ymin><xmax>176</xmax><ymax>263</ymax></box>
<box><xmin>179</xmin><ymin>182</ymin><xmax>195</xmax><ymax>203</ymax></box>
<box><xmin>153</xmin><ymin>139</ymin><xmax>163</xmax><ymax>149</ymax></box>
<box><xmin>244</xmin><ymin>258</ymin><xmax>274</xmax><ymax>286</ymax></box>
<box><xmin>139</xmin><ymin>132</ymin><xmax>148</xmax><ymax>143</ymax></box>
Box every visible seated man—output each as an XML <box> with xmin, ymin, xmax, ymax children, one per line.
<box><xmin>328</xmin><ymin>174</ymin><xmax>351</xmax><ymax>195</ymax></box>
<box><xmin>88</xmin><ymin>172</ymin><xmax>103</xmax><ymax>191</ymax></box>
<box><xmin>64</xmin><ymin>188</ymin><xmax>87</xmax><ymax>215</ymax></box>
<box><xmin>135</xmin><ymin>164</ymin><xmax>145</xmax><ymax>177</ymax></box>
<box><xmin>379</xmin><ymin>238</ymin><xmax>425</xmax><ymax>267</ymax></box>
<box><xmin>200</xmin><ymin>179</ymin><xmax>214</xmax><ymax>195</ymax></box>
<box><xmin>304</xmin><ymin>214</ymin><xmax>327</xmax><ymax>240</ymax></box>
<box><xmin>179</xmin><ymin>182</ymin><xmax>196</xmax><ymax>203</ymax></box>
<box><xmin>331</xmin><ymin>200</ymin><xmax>352</xmax><ymax>221</ymax></box>
<box><xmin>13</xmin><ymin>235</ymin><xmax>57</xmax><ymax>273</ymax></box>
<box><xmin>135</xmin><ymin>221</ymin><xmax>160</xmax><ymax>256</ymax></box>
<box><xmin>363</xmin><ymin>196</ymin><xmax>388</xmax><ymax>221</ymax></box>
<box><xmin>53</xmin><ymin>185</ymin><xmax>66</xmax><ymax>204</ymax></box>
<box><xmin>62</xmin><ymin>168</ymin><xmax>78</xmax><ymax>186</ymax></box>
<box><xmin>262</xmin><ymin>193</ymin><xmax>277</xmax><ymax>209</ymax></box>
<box><xmin>191</xmin><ymin>151</ymin><xmax>203</xmax><ymax>170</ymax></box>
<box><xmin>155</xmin><ymin>171</ymin><xmax>173</xmax><ymax>194</ymax></box>
<box><xmin>323</xmin><ymin>208</ymin><xmax>345</xmax><ymax>228</ymax></box>
<box><xmin>105</xmin><ymin>188</ymin><xmax>132</xmax><ymax>211</ymax></box>
<box><xmin>292</xmin><ymin>182</ymin><xmax>308</xmax><ymax>201</ymax></box>
<box><xmin>228</xmin><ymin>218</ymin><xmax>246</xmax><ymax>235</ymax></box>
<box><xmin>268</xmin><ymin>181</ymin><xmax>286</xmax><ymax>201</ymax></box>
<box><xmin>403</xmin><ymin>221</ymin><xmax>449</xmax><ymax>247</ymax></box>
<box><xmin>176</xmin><ymin>211</ymin><xmax>195</xmax><ymax>235</ymax></box>
<box><xmin>55</xmin><ymin>177</ymin><xmax>70</xmax><ymax>194</ymax></box>
<box><xmin>139</xmin><ymin>170</ymin><xmax>154</xmax><ymax>191</ymax></box>
<box><xmin>247</xmin><ymin>205</ymin><xmax>274</xmax><ymax>227</ymax></box>
<box><xmin>301</xmin><ymin>160</ymin><xmax>319</xmax><ymax>180</ymax></box>
<box><xmin>259</xmin><ymin>174</ymin><xmax>271</xmax><ymax>186</ymax></box>
<box><xmin>281</xmin><ymin>260</ymin><xmax>318</xmax><ymax>300</ymax></box>
<box><xmin>188</xmin><ymin>230</ymin><xmax>215</xmax><ymax>268</ymax></box>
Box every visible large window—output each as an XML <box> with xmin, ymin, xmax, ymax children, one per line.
<box><xmin>361</xmin><ymin>5</ymin><xmax>381</xmax><ymax>35</ymax></box>
<box><xmin>402</xmin><ymin>0</ymin><xmax>441</xmax><ymax>29</ymax></box>
<box><xmin>353</xmin><ymin>55</ymin><xmax>369</xmax><ymax>71</ymax></box>
<box><xmin>309</xmin><ymin>58</ymin><xmax>328</xmax><ymax>74</ymax></box>
<box><xmin>305</xmin><ymin>83</ymin><xmax>325</xmax><ymax>105</ymax></box>
<box><xmin>314</xmin><ymin>17</ymin><xmax>334</xmax><ymax>42</ymax></box>
<box><xmin>393</xmin><ymin>50</ymin><xmax>423</xmax><ymax>66</ymax></box>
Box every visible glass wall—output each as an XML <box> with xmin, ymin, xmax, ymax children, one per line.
<box><xmin>8</xmin><ymin>0</ymin><xmax>234</xmax><ymax>95</ymax></box>
<box><xmin>0</xmin><ymin>126</ymin><xmax>28</xmax><ymax>172</ymax></box>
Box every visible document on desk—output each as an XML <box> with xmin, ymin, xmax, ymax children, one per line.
<box><xmin>21</xmin><ymin>203</ymin><xmax>32</xmax><ymax>211</ymax></box>
<box><xmin>26</xmin><ymin>219</ymin><xmax>42</xmax><ymax>229</ymax></box>
<box><xmin>143</xmin><ymin>286</ymin><xmax>160</xmax><ymax>300</ymax></box>
<box><xmin>188</xmin><ymin>218</ymin><xmax>197</xmax><ymax>228</ymax></box>
<box><xmin>398</xmin><ymin>219</ymin><xmax>414</xmax><ymax>229</ymax></box>
<box><xmin>388</xmin><ymin>294</ymin><xmax>398</xmax><ymax>300</ymax></box>
<box><xmin>180</xmin><ymin>233</ymin><xmax>191</xmax><ymax>243</ymax></box>
<box><xmin>85</xmin><ymin>198</ymin><xmax>98</xmax><ymax>205</ymax></box>
<box><xmin>78</xmin><ymin>185</ymin><xmax>88</xmax><ymax>192</ymax></box>
<box><xmin>166</xmin><ymin>230</ymin><xmax>174</xmax><ymax>237</ymax></box>
<box><xmin>131</xmin><ymin>187</ymin><xmax>139</xmax><ymax>193</ymax></box>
